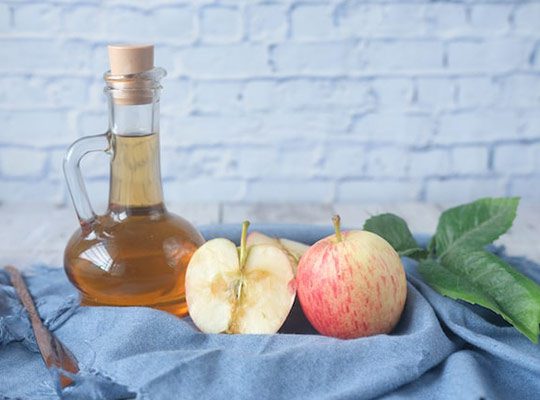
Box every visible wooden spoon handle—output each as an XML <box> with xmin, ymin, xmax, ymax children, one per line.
<box><xmin>5</xmin><ymin>265</ymin><xmax>80</xmax><ymax>388</ymax></box>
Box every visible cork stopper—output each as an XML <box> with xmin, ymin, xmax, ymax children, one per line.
<box><xmin>106</xmin><ymin>44</ymin><xmax>158</xmax><ymax>105</ymax></box>
<box><xmin>108</xmin><ymin>44</ymin><xmax>154</xmax><ymax>75</ymax></box>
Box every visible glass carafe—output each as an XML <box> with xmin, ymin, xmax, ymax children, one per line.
<box><xmin>63</xmin><ymin>45</ymin><xmax>204</xmax><ymax>317</ymax></box>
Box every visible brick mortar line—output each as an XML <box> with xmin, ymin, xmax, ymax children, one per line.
<box><xmin>1</xmin><ymin>70</ymin><xmax>539</xmax><ymax>79</ymax></box>
<box><xmin>0</xmin><ymin>1</ymin><xmax>535</xmax><ymax>10</ymax></box>
<box><xmin>174</xmin><ymin>70</ymin><xmax>540</xmax><ymax>79</ymax></box>
<box><xmin>1</xmin><ymin>32</ymin><xmax>537</xmax><ymax>40</ymax></box>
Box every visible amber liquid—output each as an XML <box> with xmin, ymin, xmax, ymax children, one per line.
<box><xmin>64</xmin><ymin>134</ymin><xmax>204</xmax><ymax>317</ymax></box>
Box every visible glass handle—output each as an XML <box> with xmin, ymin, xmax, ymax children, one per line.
<box><xmin>63</xmin><ymin>133</ymin><xmax>111</xmax><ymax>227</ymax></box>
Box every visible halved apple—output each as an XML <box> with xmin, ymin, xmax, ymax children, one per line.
<box><xmin>246</xmin><ymin>231</ymin><xmax>309</xmax><ymax>274</ymax></box>
<box><xmin>185</xmin><ymin>222</ymin><xmax>296</xmax><ymax>334</ymax></box>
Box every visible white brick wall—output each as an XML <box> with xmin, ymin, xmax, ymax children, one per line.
<box><xmin>0</xmin><ymin>0</ymin><xmax>539</xmax><ymax>205</ymax></box>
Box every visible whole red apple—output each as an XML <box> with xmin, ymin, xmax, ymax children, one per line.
<box><xmin>296</xmin><ymin>215</ymin><xmax>407</xmax><ymax>339</ymax></box>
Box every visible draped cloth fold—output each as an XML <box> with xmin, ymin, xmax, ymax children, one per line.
<box><xmin>1</xmin><ymin>224</ymin><xmax>539</xmax><ymax>400</ymax></box>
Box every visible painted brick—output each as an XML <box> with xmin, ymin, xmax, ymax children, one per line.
<box><xmin>13</xmin><ymin>4</ymin><xmax>61</xmax><ymax>32</ymax></box>
<box><xmin>165</xmin><ymin>179</ymin><xmax>247</xmax><ymax>202</ymax></box>
<box><xmin>334</xmin><ymin>4</ymin><xmax>385</xmax><ymax>37</ymax></box>
<box><xmin>469</xmin><ymin>5</ymin><xmax>512</xmax><ymax>35</ymax></box>
<box><xmin>322</xmin><ymin>145</ymin><xmax>365</xmax><ymax>178</ymax></box>
<box><xmin>246</xmin><ymin>4</ymin><xmax>287</xmax><ymax>42</ymax></box>
<box><xmin>161</xmin><ymin>78</ymin><xmax>191</xmax><ymax>115</ymax></box>
<box><xmin>200</xmin><ymin>5</ymin><xmax>241</xmax><ymax>44</ymax></box>
<box><xmin>337</xmin><ymin>180</ymin><xmax>422</xmax><ymax>202</ymax></box>
<box><xmin>258</xmin><ymin>112</ymin><xmax>351</xmax><ymax>139</ymax></box>
<box><xmin>0</xmin><ymin>4</ymin><xmax>10</xmax><ymax>32</ymax></box>
<box><xmin>0</xmin><ymin>148</ymin><xmax>48</xmax><ymax>177</ymax></box>
<box><xmin>78</xmin><ymin>112</ymin><xmax>107</xmax><ymax>136</ymax></box>
<box><xmin>424</xmin><ymin>4</ymin><xmax>468</xmax><ymax>36</ymax></box>
<box><xmin>365</xmin><ymin>147</ymin><xmax>410</xmax><ymax>178</ymax></box>
<box><xmin>358</xmin><ymin>41</ymin><xmax>444</xmax><ymax>71</ymax></box>
<box><xmin>409</xmin><ymin>149</ymin><xmax>451</xmax><ymax>178</ymax></box>
<box><xmin>312</xmin><ymin>79</ymin><xmax>375</xmax><ymax>109</ymax></box>
<box><xmin>425</xmin><ymin>178</ymin><xmax>506</xmax><ymax>203</ymax></box>
<box><xmin>272</xmin><ymin>147</ymin><xmax>323</xmax><ymax>179</ymax></box>
<box><xmin>509</xmin><ymin>177</ymin><xmax>540</xmax><ymax>199</ymax></box>
<box><xmin>437</xmin><ymin>111</ymin><xmax>520</xmax><ymax>144</ymax></box>
<box><xmin>242</xmin><ymin>80</ymin><xmax>275</xmax><ymax>111</ymax></box>
<box><xmin>47</xmin><ymin>149</ymin><xmax>66</xmax><ymax>181</ymax></box>
<box><xmin>162</xmin><ymin>147</ymin><xmax>234</xmax><ymax>180</ymax></box>
<box><xmin>450</xmin><ymin>147</ymin><xmax>489</xmax><ymax>175</ymax></box>
<box><xmin>156</xmin><ymin>46</ymin><xmax>178</xmax><ymax>77</ymax></box>
<box><xmin>0</xmin><ymin>1</ymin><xmax>539</xmax><ymax>204</ymax></box>
<box><xmin>104</xmin><ymin>8</ymin><xmax>152</xmax><ymax>41</ymax></box>
<box><xmin>90</xmin><ymin>81</ymin><xmax>108</xmax><ymax>108</ymax></box>
<box><xmin>90</xmin><ymin>45</ymin><xmax>109</xmax><ymax>80</ymax></box>
<box><xmin>246</xmin><ymin>180</ymin><xmax>334</xmax><ymax>203</ymax></box>
<box><xmin>243</xmin><ymin>79</ymin><xmax>373</xmax><ymax>111</ymax></box>
<box><xmin>97</xmin><ymin>7</ymin><xmax>195</xmax><ymax>44</ymax></box>
<box><xmin>494</xmin><ymin>144</ymin><xmax>539</xmax><ymax>174</ymax></box>
<box><xmin>0</xmin><ymin>39</ymin><xmax>92</xmax><ymax>72</ymax></box>
<box><xmin>107</xmin><ymin>7</ymin><xmax>195</xmax><ymax>43</ymax></box>
<box><xmin>371</xmin><ymin>78</ymin><xmax>414</xmax><ymax>109</ymax></box>
<box><xmin>0</xmin><ymin>110</ymin><xmax>73</xmax><ymax>146</ymax></box>
<box><xmin>0</xmin><ymin>180</ymin><xmax>64</xmax><ymax>205</ymax></box>
<box><xmin>447</xmin><ymin>39</ymin><xmax>532</xmax><ymax>72</ymax></box>
<box><xmin>62</xmin><ymin>5</ymin><xmax>103</xmax><ymax>36</ymax></box>
<box><xmin>227</xmin><ymin>146</ymin><xmax>277</xmax><ymax>179</ymax></box>
<box><xmin>497</xmin><ymin>74</ymin><xmax>540</xmax><ymax>108</ymax></box>
<box><xmin>336</xmin><ymin>3</ymin><xmax>467</xmax><ymax>38</ymax></box>
<box><xmin>163</xmin><ymin>115</ymin><xmax>261</xmax><ymax>146</ymax></box>
<box><xmin>336</xmin><ymin>4</ymin><xmax>426</xmax><ymax>37</ymax></box>
<box><xmin>0</xmin><ymin>77</ymin><xmax>88</xmax><ymax>107</ymax></box>
<box><xmin>271</xmin><ymin>42</ymin><xmax>356</xmax><ymax>74</ymax></box>
<box><xmin>518</xmin><ymin>112</ymin><xmax>540</xmax><ymax>140</ymax></box>
<box><xmin>47</xmin><ymin>78</ymin><xmax>89</xmax><ymax>107</ymax></box>
<box><xmin>291</xmin><ymin>4</ymin><xmax>335</xmax><ymax>40</ymax></box>
<box><xmin>415</xmin><ymin>79</ymin><xmax>456</xmax><ymax>110</ymax></box>
<box><xmin>274</xmin><ymin>79</ymin><xmax>374</xmax><ymax>110</ymax></box>
<box><xmin>176</xmin><ymin>45</ymin><xmax>269</xmax><ymax>78</ymax></box>
<box><xmin>456</xmin><ymin>77</ymin><xmax>498</xmax><ymax>108</ymax></box>
<box><xmin>0</xmin><ymin>77</ymin><xmax>49</xmax><ymax>106</ymax></box>
<box><xmin>152</xmin><ymin>7</ymin><xmax>195</xmax><ymax>43</ymax></box>
<box><xmin>514</xmin><ymin>3</ymin><xmax>540</xmax><ymax>35</ymax></box>
<box><xmin>228</xmin><ymin>145</ymin><xmax>320</xmax><ymax>179</ymax></box>
<box><xmin>191</xmin><ymin>81</ymin><xmax>243</xmax><ymax>113</ymax></box>
<box><xmin>351</xmin><ymin>113</ymin><xmax>433</xmax><ymax>145</ymax></box>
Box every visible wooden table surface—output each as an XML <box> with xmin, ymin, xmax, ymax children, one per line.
<box><xmin>1</xmin><ymin>202</ymin><xmax>538</xmax><ymax>270</ymax></box>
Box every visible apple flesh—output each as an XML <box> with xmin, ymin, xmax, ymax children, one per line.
<box><xmin>185</xmin><ymin>222</ymin><xmax>296</xmax><ymax>334</ymax></box>
<box><xmin>296</xmin><ymin>216</ymin><xmax>407</xmax><ymax>339</ymax></box>
<box><xmin>246</xmin><ymin>231</ymin><xmax>309</xmax><ymax>274</ymax></box>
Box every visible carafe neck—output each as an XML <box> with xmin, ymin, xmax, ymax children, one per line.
<box><xmin>105</xmin><ymin>70</ymin><xmax>165</xmax><ymax>214</ymax></box>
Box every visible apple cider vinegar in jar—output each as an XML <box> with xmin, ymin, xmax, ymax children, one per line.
<box><xmin>63</xmin><ymin>45</ymin><xmax>204</xmax><ymax>317</ymax></box>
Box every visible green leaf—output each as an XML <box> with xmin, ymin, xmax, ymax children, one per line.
<box><xmin>433</xmin><ymin>197</ymin><xmax>519</xmax><ymax>257</ymax></box>
<box><xmin>364</xmin><ymin>213</ymin><xmax>427</xmax><ymax>261</ymax></box>
<box><xmin>419</xmin><ymin>250</ymin><xmax>540</xmax><ymax>343</ymax></box>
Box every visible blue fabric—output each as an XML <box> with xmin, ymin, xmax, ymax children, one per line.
<box><xmin>1</xmin><ymin>224</ymin><xmax>539</xmax><ymax>400</ymax></box>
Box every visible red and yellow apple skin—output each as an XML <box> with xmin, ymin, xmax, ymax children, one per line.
<box><xmin>296</xmin><ymin>230</ymin><xmax>407</xmax><ymax>339</ymax></box>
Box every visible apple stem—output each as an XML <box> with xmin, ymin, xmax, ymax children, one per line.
<box><xmin>240</xmin><ymin>220</ymin><xmax>250</xmax><ymax>268</ymax></box>
<box><xmin>333</xmin><ymin>214</ymin><xmax>343</xmax><ymax>243</ymax></box>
